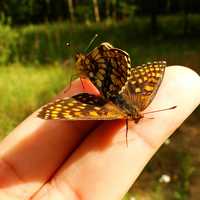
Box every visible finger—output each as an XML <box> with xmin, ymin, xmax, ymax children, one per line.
<box><xmin>33</xmin><ymin>66</ymin><xmax>200</xmax><ymax>200</ymax></box>
<box><xmin>0</xmin><ymin>79</ymin><xmax>100</xmax><ymax>199</ymax></box>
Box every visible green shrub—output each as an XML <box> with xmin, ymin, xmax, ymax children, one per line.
<box><xmin>0</xmin><ymin>15</ymin><xmax>19</xmax><ymax>65</ymax></box>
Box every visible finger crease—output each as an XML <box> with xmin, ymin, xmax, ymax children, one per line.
<box><xmin>51</xmin><ymin>177</ymin><xmax>82</xmax><ymax>200</ymax></box>
<box><xmin>133</xmin><ymin>129</ymin><xmax>158</xmax><ymax>150</ymax></box>
<box><xmin>0</xmin><ymin>157</ymin><xmax>24</xmax><ymax>183</ymax></box>
<box><xmin>0</xmin><ymin>157</ymin><xmax>29</xmax><ymax>199</ymax></box>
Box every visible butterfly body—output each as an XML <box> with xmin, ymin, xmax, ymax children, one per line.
<box><xmin>110</xmin><ymin>94</ymin><xmax>143</xmax><ymax>123</ymax></box>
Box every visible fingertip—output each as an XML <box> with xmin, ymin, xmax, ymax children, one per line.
<box><xmin>164</xmin><ymin>65</ymin><xmax>200</xmax><ymax>109</ymax></box>
<box><xmin>167</xmin><ymin>65</ymin><xmax>200</xmax><ymax>91</ymax></box>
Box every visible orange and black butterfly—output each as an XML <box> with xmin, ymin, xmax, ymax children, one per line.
<box><xmin>38</xmin><ymin>60</ymin><xmax>176</xmax><ymax>145</ymax></box>
<box><xmin>38</xmin><ymin>61</ymin><xmax>168</xmax><ymax>123</ymax></box>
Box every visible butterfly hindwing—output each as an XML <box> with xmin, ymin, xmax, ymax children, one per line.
<box><xmin>76</xmin><ymin>43</ymin><xmax>131</xmax><ymax>99</ymax></box>
<box><xmin>38</xmin><ymin>93</ymin><xmax>126</xmax><ymax>120</ymax></box>
<box><xmin>121</xmin><ymin>61</ymin><xmax>166</xmax><ymax>111</ymax></box>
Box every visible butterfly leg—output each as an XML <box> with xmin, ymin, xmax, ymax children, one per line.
<box><xmin>126</xmin><ymin>119</ymin><xmax>129</xmax><ymax>147</ymax></box>
<box><xmin>64</xmin><ymin>74</ymin><xmax>79</xmax><ymax>93</ymax></box>
<box><xmin>80</xmin><ymin>77</ymin><xmax>85</xmax><ymax>90</ymax></box>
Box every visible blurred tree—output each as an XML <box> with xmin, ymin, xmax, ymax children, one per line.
<box><xmin>117</xmin><ymin>1</ymin><xmax>136</xmax><ymax>20</ymax></box>
<box><xmin>93</xmin><ymin>0</ymin><xmax>100</xmax><ymax>22</ymax></box>
<box><xmin>48</xmin><ymin>0</ymin><xmax>67</xmax><ymax>21</ymax></box>
<box><xmin>4</xmin><ymin>0</ymin><xmax>35</xmax><ymax>24</ymax></box>
<box><xmin>74</xmin><ymin>1</ymin><xmax>92</xmax><ymax>23</ymax></box>
<box><xmin>44</xmin><ymin>0</ymin><xmax>50</xmax><ymax>22</ymax></box>
<box><xmin>135</xmin><ymin>0</ymin><xmax>168</xmax><ymax>34</ymax></box>
<box><xmin>67</xmin><ymin>0</ymin><xmax>75</xmax><ymax>22</ymax></box>
<box><xmin>111</xmin><ymin>0</ymin><xmax>117</xmax><ymax>20</ymax></box>
<box><xmin>105</xmin><ymin>0</ymin><xmax>110</xmax><ymax>18</ymax></box>
<box><xmin>167</xmin><ymin>0</ymin><xmax>200</xmax><ymax>35</ymax></box>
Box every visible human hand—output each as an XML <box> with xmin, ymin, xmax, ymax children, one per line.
<box><xmin>0</xmin><ymin>66</ymin><xmax>200</xmax><ymax>200</ymax></box>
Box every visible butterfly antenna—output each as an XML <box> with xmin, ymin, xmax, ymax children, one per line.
<box><xmin>143</xmin><ymin>106</ymin><xmax>177</xmax><ymax>115</ymax></box>
<box><xmin>84</xmin><ymin>34</ymin><xmax>98</xmax><ymax>52</ymax></box>
<box><xmin>143</xmin><ymin>116</ymin><xmax>154</xmax><ymax>120</ymax></box>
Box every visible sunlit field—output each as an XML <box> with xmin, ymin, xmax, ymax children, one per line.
<box><xmin>0</xmin><ymin>64</ymin><xmax>72</xmax><ymax>139</ymax></box>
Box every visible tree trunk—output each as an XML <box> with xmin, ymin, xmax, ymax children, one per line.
<box><xmin>112</xmin><ymin>0</ymin><xmax>117</xmax><ymax>20</ymax></box>
<box><xmin>93</xmin><ymin>0</ymin><xmax>100</xmax><ymax>22</ymax></box>
<box><xmin>105</xmin><ymin>0</ymin><xmax>110</xmax><ymax>18</ymax></box>
<box><xmin>67</xmin><ymin>0</ymin><xmax>75</xmax><ymax>22</ymax></box>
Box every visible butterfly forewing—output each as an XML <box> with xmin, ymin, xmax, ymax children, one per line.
<box><xmin>38</xmin><ymin>93</ymin><xmax>126</xmax><ymax>120</ymax></box>
<box><xmin>121</xmin><ymin>61</ymin><xmax>166</xmax><ymax>111</ymax></box>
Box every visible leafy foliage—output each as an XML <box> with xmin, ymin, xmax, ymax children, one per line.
<box><xmin>0</xmin><ymin>14</ymin><xmax>18</xmax><ymax>64</ymax></box>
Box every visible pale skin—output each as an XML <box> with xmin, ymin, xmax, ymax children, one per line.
<box><xmin>0</xmin><ymin>66</ymin><xmax>200</xmax><ymax>200</ymax></box>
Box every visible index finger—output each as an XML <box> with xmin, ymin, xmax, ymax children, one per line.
<box><xmin>37</xmin><ymin>66</ymin><xmax>200</xmax><ymax>200</ymax></box>
<box><xmin>0</xmin><ymin>78</ymin><xmax>100</xmax><ymax>199</ymax></box>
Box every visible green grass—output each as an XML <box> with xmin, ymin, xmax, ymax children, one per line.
<box><xmin>0</xmin><ymin>63</ymin><xmax>72</xmax><ymax>139</ymax></box>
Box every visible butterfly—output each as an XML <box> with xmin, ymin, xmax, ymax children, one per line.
<box><xmin>75</xmin><ymin>42</ymin><xmax>132</xmax><ymax>100</ymax></box>
<box><xmin>38</xmin><ymin>61</ymin><xmax>167</xmax><ymax>123</ymax></box>
<box><xmin>38</xmin><ymin>60</ymin><xmax>175</xmax><ymax>145</ymax></box>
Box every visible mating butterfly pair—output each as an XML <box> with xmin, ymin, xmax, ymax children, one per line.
<box><xmin>38</xmin><ymin>42</ymin><xmax>167</xmax><ymax>123</ymax></box>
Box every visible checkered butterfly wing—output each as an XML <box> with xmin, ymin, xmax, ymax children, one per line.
<box><xmin>76</xmin><ymin>42</ymin><xmax>131</xmax><ymax>99</ymax></box>
<box><xmin>38</xmin><ymin>93</ymin><xmax>126</xmax><ymax>120</ymax></box>
<box><xmin>120</xmin><ymin>61</ymin><xmax>166</xmax><ymax>111</ymax></box>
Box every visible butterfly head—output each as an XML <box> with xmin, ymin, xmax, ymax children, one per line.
<box><xmin>123</xmin><ymin>103</ymin><xmax>143</xmax><ymax>123</ymax></box>
<box><xmin>131</xmin><ymin>112</ymin><xmax>143</xmax><ymax>123</ymax></box>
<box><xmin>75</xmin><ymin>53</ymin><xmax>88</xmax><ymax>76</ymax></box>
